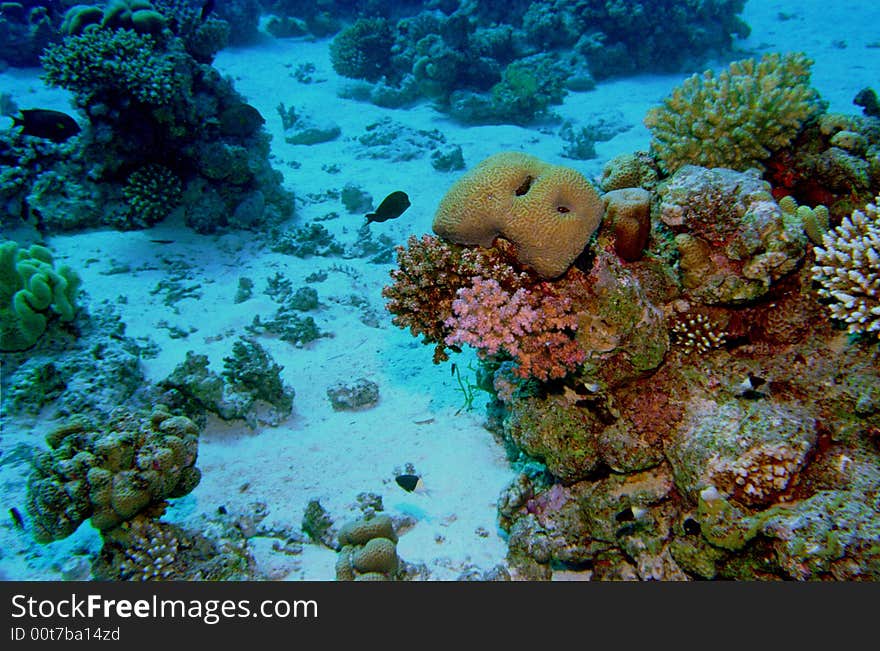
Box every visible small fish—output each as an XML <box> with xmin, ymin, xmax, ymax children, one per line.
<box><xmin>149</xmin><ymin>239</ymin><xmax>175</xmax><ymax>245</ymax></box>
<box><xmin>12</xmin><ymin>109</ymin><xmax>80</xmax><ymax>143</ymax></box>
<box><xmin>9</xmin><ymin>507</ymin><xmax>24</xmax><ymax>530</ymax></box>
<box><xmin>395</xmin><ymin>473</ymin><xmax>428</xmax><ymax>495</ymax></box>
<box><xmin>366</xmin><ymin>191</ymin><xmax>411</xmax><ymax>223</ymax></box>
<box><xmin>200</xmin><ymin>0</ymin><xmax>215</xmax><ymax>22</ymax></box>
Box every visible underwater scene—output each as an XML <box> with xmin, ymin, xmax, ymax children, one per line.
<box><xmin>0</xmin><ymin>0</ymin><xmax>878</xmax><ymax>582</ymax></box>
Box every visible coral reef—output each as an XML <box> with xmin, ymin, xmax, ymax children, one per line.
<box><xmin>22</xmin><ymin>2</ymin><xmax>293</xmax><ymax>233</ymax></box>
<box><xmin>1</xmin><ymin>304</ymin><xmax>146</xmax><ymax>420</ymax></box>
<box><xmin>315</xmin><ymin>0</ymin><xmax>749</xmax><ymax>124</ymax></box>
<box><xmin>387</xmin><ymin>123</ymin><xmax>879</xmax><ymax>580</ymax></box>
<box><xmin>433</xmin><ymin>152</ymin><xmax>605</xmax><ymax>279</ymax></box>
<box><xmin>657</xmin><ymin>166</ymin><xmax>807</xmax><ymax>305</ymax></box>
<box><xmin>159</xmin><ymin>342</ymin><xmax>295</xmax><ymax>428</ymax></box>
<box><xmin>644</xmin><ymin>52</ymin><xmax>824</xmax><ymax>173</ymax></box>
<box><xmin>0</xmin><ymin>1</ymin><xmax>61</xmax><ymax>67</ymax></box>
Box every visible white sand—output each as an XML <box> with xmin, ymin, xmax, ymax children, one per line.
<box><xmin>0</xmin><ymin>0</ymin><xmax>877</xmax><ymax>581</ymax></box>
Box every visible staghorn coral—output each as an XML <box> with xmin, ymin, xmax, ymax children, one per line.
<box><xmin>644</xmin><ymin>52</ymin><xmax>824</xmax><ymax>173</ymax></box>
<box><xmin>0</xmin><ymin>241</ymin><xmax>81</xmax><ymax>352</ymax></box>
<box><xmin>811</xmin><ymin>196</ymin><xmax>880</xmax><ymax>339</ymax></box>
<box><xmin>445</xmin><ymin>277</ymin><xmax>586</xmax><ymax>381</ymax></box>
<box><xmin>433</xmin><ymin>152</ymin><xmax>604</xmax><ymax>278</ymax></box>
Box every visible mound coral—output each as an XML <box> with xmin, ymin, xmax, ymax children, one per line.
<box><xmin>26</xmin><ymin>406</ymin><xmax>201</xmax><ymax>543</ymax></box>
<box><xmin>329</xmin><ymin>17</ymin><xmax>396</xmax><ymax>83</ymax></box>
<box><xmin>336</xmin><ymin>513</ymin><xmax>400</xmax><ymax>581</ymax></box>
<box><xmin>644</xmin><ymin>52</ymin><xmax>824</xmax><ymax>173</ymax></box>
<box><xmin>433</xmin><ymin>152</ymin><xmax>604</xmax><ymax>278</ymax></box>
<box><xmin>811</xmin><ymin>196</ymin><xmax>880</xmax><ymax>339</ymax></box>
<box><xmin>0</xmin><ymin>241</ymin><xmax>81</xmax><ymax>352</ymax></box>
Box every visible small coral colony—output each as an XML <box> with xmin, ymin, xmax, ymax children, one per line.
<box><xmin>2</xmin><ymin>1</ymin><xmax>879</xmax><ymax>580</ymax></box>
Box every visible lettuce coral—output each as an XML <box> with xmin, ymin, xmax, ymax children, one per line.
<box><xmin>644</xmin><ymin>52</ymin><xmax>824</xmax><ymax>173</ymax></box>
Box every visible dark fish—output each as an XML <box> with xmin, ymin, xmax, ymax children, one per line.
<box><xmin>9</xmin><ymin>507</ymin><xmax>24</xmax><ymax>530</ymax></box>
<box><xmin>149</xmin><ymin>239</ymin><xmax>175</xmax><ymax>245</ymax></box>
<box><xmin>395</xmin><ymin>473</ymin><xmax>427</xmax><ymax>494</ymax></box>
<box><xmin>366</xmin><ymin>191</ymin><xmax>411</xmax><ymax>223</ymax></box>
<box><xmin>218</xmin><ymin>103</ymin><xmax>265</xmax><ymax>137</ymax></box>
<box><xmin>201</xmin><ymin>0</ymin><xmax>215</xmax><ymax>22</ymax></box>
<box><xmin>12</xmin><ymin>109</ymin><xmax>80</xmax><ymax>143</ymax></box>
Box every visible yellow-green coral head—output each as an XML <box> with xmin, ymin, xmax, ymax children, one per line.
<box><xmin>644</xmin><ymin>52</ymin><xmax>824</xmax><ymax>174</ymax></box>
<box><xmin>432</xmin><ymin>151</ymin><xmax>604</xmax><ymax>278</ymax></box>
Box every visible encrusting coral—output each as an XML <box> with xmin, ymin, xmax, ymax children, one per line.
<box><xmin>432</xmin><ymin>152</ymin><xmax>605</xmax><ymax>279</ymax></box>
<box><xmin>811</xmin><ymin>195</ymin><xmax>880</xmax><ymax>339</ymax></box>
<box><xmin>644</xmin><ymin>52</ymin><xmax>824</xmax><ymax>173</ymax></box>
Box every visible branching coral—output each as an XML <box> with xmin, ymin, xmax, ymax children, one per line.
<box><xmin>644</xmin><ymin>52</ymin><xmax>824</xmax><ymax>173</ymax></box>
<box><xmin>811</xmin><ymin>196</ymin><xmax>880</xmax><ymax>339</ymax></box>
<box><xmin>445</xmin><ymin>277</ymin><xmax>586</xmax><ymax>381</ymax></box>
<box><xmin>382</xmin><ymin>234</ymin><xmax>528</xmax><ymax>362</ymax></box>
<box><xmin>121</xmin><ymin>164</ymin><xmax>183</xmax><ymax>228</ymax></box>
<box><xmin>41</xmin><ymin>27</ymin><xmax>181</xmax><ymax>106</ymax></box>
<box><xmin>329</xmin><ymin>17</ymin><xmax>396</xmax><ymax>83</ymax></box>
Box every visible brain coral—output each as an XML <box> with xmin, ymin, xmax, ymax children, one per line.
<box><xmin>432</xmin><ymin>152</ymin><xmax>604</xmax><ymax>278</ymax></box>
<box><xmin>644</xmin><ymin>52</ymin><xmax>824</xmax><ymax>173</ymax></box>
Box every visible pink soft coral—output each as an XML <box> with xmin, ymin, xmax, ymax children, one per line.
<box><xmin>445</xmin><ymin>277</ymin><xmax>586</xmax><ymax>381</ymax></box>
<box><xmin>382</xmin><ymin>235</ymin><xmax>529</xmax><ymax>362</ymax></box>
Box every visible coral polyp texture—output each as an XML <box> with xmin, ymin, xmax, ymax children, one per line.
<box><xmin>812</xmin><ymin>196</ymin><xmax>880</xmax><ymax>339</ymax></box>
<box><xmin>26</xmin><ymin>406</ymin><xmax>201</xmax><ymax>543</ymax></box>
<box><xmin>445</xmin><ymin>277</ymin><xmax>587</xmax><ymax>381</ymax></box>
<box><xmin>432</xmin><ymin>152</ymin><xmax>604</xmax><ymax>279</ymax></box>
<box><xmin>644</xmin><ymin>52</ymin><xmax>824</xmax><ymax>173</ymax></box>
